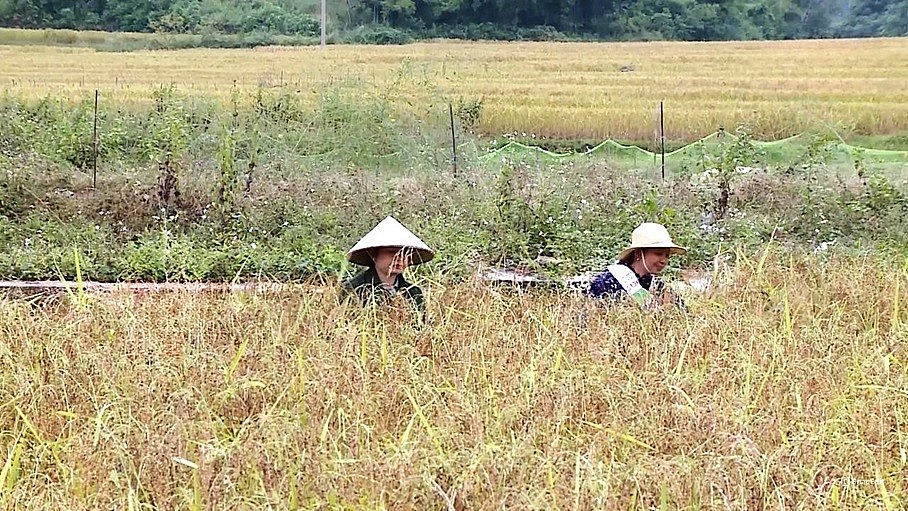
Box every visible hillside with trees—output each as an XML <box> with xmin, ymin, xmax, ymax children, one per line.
<box><xmin>0</xmin><ymin>0</ymin><xmax>906</xmax><ymax>43</ymax></box>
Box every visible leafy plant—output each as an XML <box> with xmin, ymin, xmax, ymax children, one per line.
<box><xmin>148</xmin><ymin>86</ymin><xmax>190</xmax><ymax>213</ymax></box>
<box><xmin>690</xmin><ymin>126</ymin><xmax>761</xmax><ymax>222</ymax></box>
<box><xmin>454</xmin><ymin>97</ymin><xmax>484</xmax><ymax>133</ymax></box>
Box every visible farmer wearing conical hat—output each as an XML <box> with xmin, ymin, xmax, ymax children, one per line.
<box><xmin>587</xmin><ymin>222</ymin><xmax>685</xmax><ymax>307</ymax></box>
<box><xmin>341</xmin><ymin>216</ymin><xmax>434</xmax><ymax>316</ymax></box>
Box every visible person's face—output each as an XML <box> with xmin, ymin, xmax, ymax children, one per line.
<box><xmin>372</xmin><ymin>247</ymin><xmax>410</xmax><ymax>275</ymax></box>
<box><xmin>640</xmin><ymin>248</ymin><xmax>672</xmax><ymax>274</ymax></box>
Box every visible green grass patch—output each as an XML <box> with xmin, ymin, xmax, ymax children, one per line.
<box><xmin>0</xmin><ymin>27</ymin><xmax>320</xmax><ymax>51</ymax></box>
<box><xmin>846</xmin><ymin>132</ymin><xmax>908</xmax><ymax>151</ymax></box>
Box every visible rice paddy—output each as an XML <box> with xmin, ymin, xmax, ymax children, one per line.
<box><xmin>1</xmin><ymin>31</ymin><xmax>907</xmax><ymax>510</ymax></box>
<box><xmin>1</xmin><ymin>252</ymin><xmax>907</xmax><ymax>509</ymax></box>
<box><xmin>1</xmin><ymin>36</ymin><xmax>907</xmax><ymax>140</ymax></box>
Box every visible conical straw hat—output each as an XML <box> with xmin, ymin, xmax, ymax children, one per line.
<box><xmin>616</xmin><ymin>222</ymin><xmax>686</xmax><ymax>262</ymax></box>
<box><xmin>347</xmin><ymin>216</ymin><xmax>434</xmax><ymax>266</ymax></box>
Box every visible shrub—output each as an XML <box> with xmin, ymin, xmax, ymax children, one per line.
<box><xmin>341</xmin><ymin>25</ymin><xmax>413</xmax><ymax>45</ymax></box>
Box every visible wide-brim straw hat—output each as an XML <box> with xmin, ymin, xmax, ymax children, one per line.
<box><xmin>347</xmin><ymin>216</ymin><xmax>435</xmax><ymax>267</ymax></box>
<box><xmin>616</xmin><ymin>222</ymin><xmax>686</xmax><ymax>262</ymax></box>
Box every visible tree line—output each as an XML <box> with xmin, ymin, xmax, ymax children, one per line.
<box><xmin>1</xmin><ymin>0</ymin><xmax>906</xmax><ymax>42</ymax></box>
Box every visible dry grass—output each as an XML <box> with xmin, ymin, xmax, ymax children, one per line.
<box><xmin>1</xmin><ymin>37</ymin><xmax>907</xmax><ymax>140</ymax></box>
<box><xmin>1</xmin><ymin>250</ymin><xmax>906</xmax><ymax>509</ymax></box>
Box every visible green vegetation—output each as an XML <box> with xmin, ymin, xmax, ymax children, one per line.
<box><xmin>0</xmin><ymin>26</ymin><xmax>320</xmax><ymax>50</ymax></box>
<box><xmin>1</xmin><ymin>85</ymin><xmax>906</xmax><ymax>283</ymax></box>
<box><xmin>1</xmin><ymin>0</ymin><xmax>906</xmax><ymax>47</ymax></box>
<box><xmin>849</xmin><ymin>132</ymin><xmax>908</xmax><ymax>152</ymax></box>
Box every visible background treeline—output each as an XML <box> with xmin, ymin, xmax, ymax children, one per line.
<box><xmin>0</xmin><ymin>0</ymin><xmax>906</xmax><ymax>43</ymax></box>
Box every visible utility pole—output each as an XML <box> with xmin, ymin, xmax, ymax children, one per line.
<box><xmin>320</xmin><ymin>0</ymin><xmax>327</xmax><ymax>49</ymax></box>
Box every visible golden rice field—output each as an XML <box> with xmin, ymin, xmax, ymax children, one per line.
<box><xmin>1</xmin><ymin>252</ymin><xmax>907</xmax><ymax>509</ymax></box>
<box><xmin>1</xmin><ymin>35</ymin><xmax>907</xmax><ymax>140</ymax></box>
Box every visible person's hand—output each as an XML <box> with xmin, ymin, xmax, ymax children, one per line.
<box><xmin>659</xmin><ymin>289</ymin><xmax>679</xmax><ymax>307</ymax></box>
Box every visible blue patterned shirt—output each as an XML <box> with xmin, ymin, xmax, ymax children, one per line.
<box><xmin>587</xmin><ymin>262</ymin><xmax>659</xmax><ymax>301</ymax></box>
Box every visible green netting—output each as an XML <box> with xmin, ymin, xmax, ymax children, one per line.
<box><xmin>479</xmin><ymin>131</ymin><xmax>908</xmax><ymax>175</ymax></box>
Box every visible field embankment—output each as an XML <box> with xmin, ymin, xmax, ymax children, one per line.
<box><xmin>2</xmin><ymin>155</ymin><xmax>907</xmax><ymax>282</ymax></box>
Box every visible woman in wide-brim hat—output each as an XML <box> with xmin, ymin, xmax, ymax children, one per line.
<box><xmin>341</xmin><ymin>216</ymin><xmax>434</xmax><ymax>317</ymax></box>
<box><xmin>587</xmin><ymin>222</ymin><xmax>686</xmax><ymax>307</ymax></box>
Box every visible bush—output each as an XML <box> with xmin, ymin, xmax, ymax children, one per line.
<box><xmin>424</xmin><ymin>23</ymin><xmax>569</xmax><ymax>41</ymax></box>
<box><xmin>341</xmin><ymin>25</ymin><xmax>413</xmax><ymax>45</ymax></box>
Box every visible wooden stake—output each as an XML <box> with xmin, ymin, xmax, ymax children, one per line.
<box><xmin>449</xmin><ymin>104</ymin><xmax>457</xmax><ymax>176</ymax></box>
<box><xmin>92</xmin><ymin>90</ymin><xmax>99</xmax><ymax>188</ymax></box>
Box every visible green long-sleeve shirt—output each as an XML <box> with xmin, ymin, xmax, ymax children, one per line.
<box><xmin>341</xmin><ymin>267</ymin><xmax>426</xmax><ymax>317</ymax></box>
